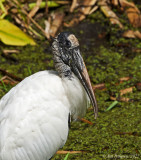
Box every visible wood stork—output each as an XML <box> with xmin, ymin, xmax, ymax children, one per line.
<box><xmin>0</xmin><ymin>32</ymin><xmax>98</xmax><ymax>160</ymax></box>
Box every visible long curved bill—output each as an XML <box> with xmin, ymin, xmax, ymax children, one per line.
<box><xmin>71</xmin><ymin>48</ymin><xmax>98</xmax><ymax>119</ymax></box>
<box><xmin>80</xmin><ymin>61</ymin><xmax>98</xmax><ymax>119</ymax></box>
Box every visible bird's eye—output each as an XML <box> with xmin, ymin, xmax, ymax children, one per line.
<box><xmin>66</xmin><ymin>40</ymin><xmax>71</xmax><ymax>48</ymax></box>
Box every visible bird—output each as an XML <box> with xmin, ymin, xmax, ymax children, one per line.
<box><xmin>0</xmin><ymin>32</ymin><xmax>98</xmax><ymax>160</ymax></box>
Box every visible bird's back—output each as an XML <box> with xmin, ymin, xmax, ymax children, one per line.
<box><xmin>0</xmin><ymin>71</ymin><xmax>70</xmax><ymax>160</ymax></box>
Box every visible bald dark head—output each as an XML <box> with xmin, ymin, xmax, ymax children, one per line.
<box><xmin>57</xmin><ymin>32</ymin><xmax>79</xmax><ymax>49</ymax></box>
<box><xmin>52</xmin><ymin>32</ymin><xmax>98</xmax><ymax>118</ymax></box>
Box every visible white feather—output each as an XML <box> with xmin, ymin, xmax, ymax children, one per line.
<box><xmin>0</xmin><ymin>70</ymin><xmax>89</xmax><ymax>160</ymax></box>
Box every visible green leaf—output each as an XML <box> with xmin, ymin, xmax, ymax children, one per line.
<box><xmin>0</xmin><ymin>19</ymin><xmax>36</xmax><ymax>46</ymax></box>
<box><xmin>0</xmin><ymin>0</ymin><xmax>7</xmax><ymax>19</ymax></box>
<box><xmin>1</xmin><ymin>80</ymin><xmax>8</xmax><ymax>92</ymax></box>
<box><xmin>105</xmin><ymin>101</ymin><xmax>118</xmax><ymax>112</ymax></box>
<box><xmin>28</xmin><ymin>1</ymin><xmax>60</xmax><ymax>10</ymax></box>
<box><xmin>63</xmin><ymin>153</ymin><xmax>69</xmax><ymax>160</ymax></box>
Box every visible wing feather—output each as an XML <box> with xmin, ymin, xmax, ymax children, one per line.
<box><xmin>0</xmin><ymin>71</ymin><xmax>69</xmax><ymax>160</ymax></box>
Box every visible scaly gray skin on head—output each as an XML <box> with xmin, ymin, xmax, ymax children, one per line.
<box><xmin>52</xmin><ymin>32</ymin><xmax>98</xmax><ymax>118</ymax></box>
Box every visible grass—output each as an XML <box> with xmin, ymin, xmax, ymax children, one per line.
<box><xmin>63</xmin><ymin>153</ymin><xmax>69</xmax><ymax>160</ymax></box>
<box><xmin>0</xmin><ymin>80</ymin><xmax>8</xmax><ymax>92</ymax></box>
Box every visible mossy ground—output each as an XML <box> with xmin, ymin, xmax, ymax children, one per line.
<box><xmin>0</xmin><ymin>9</ymin><xmax>141</xmax><ymax>160</ymax></box>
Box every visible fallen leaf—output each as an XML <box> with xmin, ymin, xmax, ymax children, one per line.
<box><xmin>119</xmin><ymin>77</ymin><xmax>131</xmax><ymax>82</ymax></box>
<box><xmin>2</xmin><ymin>51</ymin><xmax>18</xmax><ymax>62</ymax></box>
<box><xmin>44</xmin><ymin>19</ymin><xmax>51</xmax><ymax>39</ymax></box>
<box><xmin>98</xmin><ymin>0</ymin><xmax>123</xmax><ymax>28</ymax></box>
<box><xmin>111</xmin><ymin>0</ymin><xmax>119</xmax><ymax>6</ymax></box>
<box><xmin>78</xmin><ymin>117</ymin><xmax>93</xmax><ymax>125</ymax></box>
<box><xmin>110</xmin><ymin>96</ymin><xmax>117</xmax><ymax>101</ymax></box>
<box><xmin>79</xmin><ymin>0</ymin><xmax>97</xmax><ymax>21</ymax></box>
<box><xmin>0</xmin><ymin>19</ymin><xmax>36</xmax><ymax>46</ymax></box>
<box><xmin>120</xmin><ymin>87</ymin><xmax>135</xmax><ymax>96</ymax></box>
<box><xmin>122</xmin><ymin>30</ymin><xmax>136</xmax><ymax>38</ymax></box>
<box><xmin>89</xmin><ymin>6</ymin><xmax>98</xmax><ymax>15</ymax></box>
<box><xmin>49</xmin><ymin>12</ymin><xmax>64</xmax><ymax>37</ymax></box>
<box><xmin>126</xmin><ymin>7</ymin><xmax>141</xmax><ymax>28</ymax></box>
<box><xmin>112</xmin><ymin>0</ymin><xmax>141</xmax><ymax>28</ymax></box>
<box><xmin>70</xmin><ymin>0</ymin><xmax>78</xmax><ymax>13</ymax></box>
<box><xmin>3</xmin><ymin>49</ymin><xmax>19</xmax><ymax>55</ymax></box>
<box><xmin>123</xmin><ymin>30</ymin><xmax>141</xmax><ymax>39</ymax></box>
<box><xmin>132</xmin><ymin>48</ymin><xmax>141</xmax><ymax>53</ymax></box>
<box><xmin>64</xmin><ymin>0</ymin><xmax>97</xmax><ymax>27</ymax></box>
<box><xmin>93</xmin><ymin>83</ymin><xmax>106</xmax><ymax>90</ymax></box>
<box><xmin>117</xmin><ymin>97</ymin><xmax>131</xmax><ymax>102</ymax></box>
<box><xmin>28</xmin><ymin>0</ymin><xmax>42</xmax><ymax>19</ymax></box>
<box><xmin>56</xmin><ymin>150</ymin><xmax>86</xmax><ymax>154</ymax></box>
<box><xmin>112</xmin><ymin>0</ymin><xmax>135</xmax><ymax>8</ymax></box>
<box><xmin>110</xmin><ymin>96</ymin><xmax>131</xmax><ymax>102</ymax></box>
<box><xmin>136</xmin><ymin>83</ymin><xmax>141</xmax><ymax>91</ymax></box>
<box><xmin>134</xmin><ymin>30</ymin><xmax>141</xmax><ymax>39</ymax></box>
<box><xmin>115</xmin><ymin>132</ymin><xmax>141</xmax><ymax>136</ymax></box>
<box><xmin>9</xmin><ymin>0</ymin><xmax>49</xmax><ymax>39</ymax></box>
<box><xmin>0</xmin><ymin>68</ymin><xmax>23</xmax><ymax>81</ymax></box>
<box><xmin>0</xmin><ymin>76</ymin><xmax>18</xmax><ymax>85</ymax></box>
<box><xmin>98</xmin><ymin>32</ymin><xmax>107</xmax><ymax>39</ymax></box>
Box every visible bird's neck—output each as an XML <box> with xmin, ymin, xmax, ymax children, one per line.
<box><xmin>54</xmin><ymin>59</ymin><xmax>72</xmax><ymax>79</ymax></box>
<box><xmin>52</xmin><ymin>39</ymin><xmax>72</xmax><ymax>79</ymax></box>
<box><xmin>62</xmin><ymin>74</ymin><xmax>89</xmax><ymax>120</ymax></box>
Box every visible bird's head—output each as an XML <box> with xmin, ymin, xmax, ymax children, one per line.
<box><xmin>52</xmin><ymin>32</ymin><xmax>98</xmax><ymax>119</ymax></box>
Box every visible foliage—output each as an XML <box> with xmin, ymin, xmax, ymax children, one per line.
<box><xmin>0</xmin><ymin>19</ymin><xmax>36</xmax><ymax>46</ymax></box>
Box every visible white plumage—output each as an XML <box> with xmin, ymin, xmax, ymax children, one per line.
<box><xmin>0</xmin><ymin>32</ymin><xmax>97</xmax><ymax>160</ymax></box>
<box><xmin>0</xmin><ymin>71</ymin><xmax>89</xmax><ymax>160</ymax></box>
